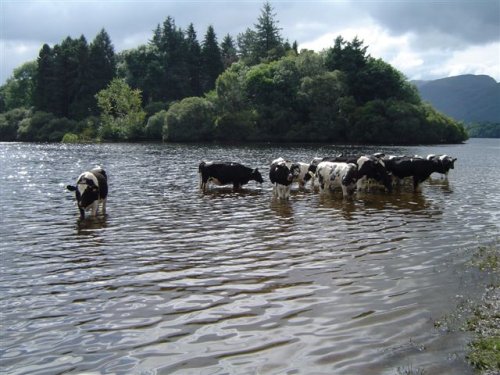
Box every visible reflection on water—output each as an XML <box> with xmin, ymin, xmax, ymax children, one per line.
<box><xmin>0</xmin><ymin>139</ymin><xmax>499</xmax><ymax>374</ymax></box>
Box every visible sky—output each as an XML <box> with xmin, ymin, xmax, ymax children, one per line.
<box><xmin>1</xmin><ymin>0</ymin><xmax>499</xmax><ymax>85</ymax></box>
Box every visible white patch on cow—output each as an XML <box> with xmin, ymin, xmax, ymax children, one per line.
<box><xmin>357</xmin><ymin>156</ymin><xmax>369</xmax><ymax>170</ymax></box>
<box><xmin>77</xmin><ymin>171</ymin><xmax>99</xmax><ymax>195</ymax></box>
<box><xmin>316</xmin><ymin>161</ymin><xmax>357</xmax><ymax>197</ymax></box>
<box><xmin>293</xmin><ymin>162</ymin><xmax>310</xmax><ymax>189</ymax></box>
<box><xmin>208</xmin><ymin>177</ymin><xmax>223</xmax><ymax>186</ymax></box>
<box><xmin>274</xmin><ymin>183</ymin><xmax>291</xmax><ymax>200</ymax></box>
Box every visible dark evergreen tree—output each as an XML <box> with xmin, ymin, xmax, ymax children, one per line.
<box><xmin>201</xmin><ymin>25</ymin><xmax>223</xmax><ymax>92</ymax></box>
<box><xmin>69</xmin><ymin>35</ymin><xmax>91</xmax><ymax>119</ymax></box>
<box><xmin>254</xmin><ymin>1</ymin><xmax>284</xmax><ymax>62</ymax></box>
<box><xmin>52</xmin><ymin>37</ymin><xmax>82</xmax><ymax>117</ymax></box>
<box><xmin>88</xmin><ymin>29</ymin><xmax>116</xmax><ymax>113</ymax></box>
<box><xmin>185</xmin><ymin>23</ymin><xmax>203</xmax><ymax>97</ymax></box>
<box><xmin>160</xmin><ymin>16</ymin><xmax>190</xmax><ymax>101</ymax></box>
<box><xmin>34</xmin><ymin>44</ymin><xmax>56</xmax><ymax>113</ymax></box>
<box><xmin>237</xmin><ymin>28</ymin><xmax>258</xmax><ymax>65</ymax></box>
<box><xmin>221</xmin><ymin>34</ymin><xmax>238</xmax><ymax>70</ymax></box>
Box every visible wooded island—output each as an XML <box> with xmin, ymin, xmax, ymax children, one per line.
<box><xmin>0</xmin><ymin>2</ymin><xmax>468</xmax><ymax>144</ymax></box>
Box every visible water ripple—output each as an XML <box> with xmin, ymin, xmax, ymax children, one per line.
<box><xmin>1</xmin><ymin>140</ymin><xmax>498</xmax><ymax>374</ymax></box>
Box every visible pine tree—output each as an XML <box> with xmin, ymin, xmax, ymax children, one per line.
<box><xmin>254</xmin><ymin>1</ymin><xmax>284</xmax><ymax>62</ymax></box>
<box><xmin>88</xmin><ymin>29</ymin><xmax>116</xmax><ymax>113</ymax></box>
<box><xmin>221</xmin><ymin>34</ymin><xmax>238</xmax><ymax>70</ymax></box>
<box><xmin>201</xmin><ymin>25</ymin><xmax>223</xmax><ymax>93</ymax></box>
<box><xmin>186</xmin><ymin>23</ymin><xmax>202</xmax><ymax>97</ymax></box>
<box><xmin>160</xmin><ymin>16</ymin><xmax>189</xmax><ymax>101</ymax></box>
<box><xmin>34</xmin><ymin>44</ymin><xmax>56</xmax><ymax>113</ymax></box>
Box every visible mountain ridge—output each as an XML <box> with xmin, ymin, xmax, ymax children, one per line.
<box><xmin>412</xmin><ymin>74</ymin><xmax>500</xmax><ymax>123</ymax></box>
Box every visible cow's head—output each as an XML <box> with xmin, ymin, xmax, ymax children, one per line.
<box><xmin>271</xmin><ymin>161</ymin><xmax>295</xmax><ymax>185</ymax></box>
<box><xmin>342</xmin><ymin>163</ymin><xmax>358</xmax><ymax>187</ymax></box>
<box><xmin>290</xmin><ymin>163</ymin><xmax>301</xmax><ymax>181</ymax></box>
<box><xmin>358</xmin><ymin>156</ymin><xmax>393</xmax><ymax>192</ymax></box>
<box><xmin>67</xmin><ymin>172</ymin><xmax>99</xmax><ymax>218</ymax></box>
<box><xmin>252</xmin><ymin>168</ymin><xmax>264</xmax><ymax>183</ymax></box>
<box><xmin>441</xmin><ymin>155</ymin><xmax>457</xmax><ymax>170</ymax></box>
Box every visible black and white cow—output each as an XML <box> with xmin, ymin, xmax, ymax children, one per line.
<box><xmin>198</xmin><ymin>161</ymin><xmax>264</xmax><ymax>192</ymax></box>
<box><xmin>426</xmin><ymin>154</ymin><xmax>457</xmax><ymax>178</ymax></box>
<box><xmin>307</xmin><ymin>155</ymin><xmax>392</xmax><ymax>192</ymax></box>
<box><xmin>269</xmin><ymin>157</ymin><xmax>300</xmax><ymax>199</ymax></box>
<box><xmin>303</xmin><ymin>157</ymin><xmax>323</xmax><ymax>188</ymax></box>
<box><xmin>382</xmin><ymin>156</ymin><xmax>444</xmax><ymax>191</ymax></box>
<box><xmin>315</xmin><ymin>161</ymin><xmax>358</xmax><ymax>197</ymax></box>
<box><xmin>292</xmin><ymin>162</ymin><xmax>312</xmax><ymax>189</ymax></box>
<box><xmin>356</xmin><ymin>155</ymin><xmax>393</xmax><ymax>192</ymax></box>
<box><xmin>66</xmin><ymin>167</ymin><xmax>108</xmax><ymax>219</ymax></box>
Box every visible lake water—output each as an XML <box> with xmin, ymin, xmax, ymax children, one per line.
<box><xmin>1</xmin><ymin>139</ymin><xmax>499</xmax><ymax>375</ymax></box>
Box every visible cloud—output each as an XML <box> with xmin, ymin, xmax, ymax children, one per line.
<box><xmin>365</xmin><ymin>0</ymin><xmax>500</xmax><ymax>47</ymax></box>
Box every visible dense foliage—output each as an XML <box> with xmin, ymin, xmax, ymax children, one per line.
<box><xmin>465</xmin><ymin>122</ymin><xmax>500</xmax><ymax>138</ymax></box>
<box><xmin>0</xmin><ymin>1</ymin><xmax>467</xmax><ymax>144</ymax></box>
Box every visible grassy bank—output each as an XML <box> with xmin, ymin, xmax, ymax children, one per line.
<box><xmin>434</xmin><ymin>242</ymin><xmax>499</xmax><ymax>373</ymax></box>
<box><xmin>465</xmin><ymin>243</ymin><xmax>500</xmax><ymax>372</ymax></box>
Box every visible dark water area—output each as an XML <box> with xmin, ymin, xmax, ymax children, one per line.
<box><xmin>1</xmin><ymin>139</ymin><xmax>499</xmax><ymax>374</ymax></box>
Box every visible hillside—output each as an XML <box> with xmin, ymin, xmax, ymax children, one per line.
<box><xmin>413</xmin><ymin>74</ymin><xmax>500</xmax><ymax>123</ymax></box>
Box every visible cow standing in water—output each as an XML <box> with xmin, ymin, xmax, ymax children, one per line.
<box><xmin>66</xmin><ymin>167</ymin><xmax>108</xmax><ymax>219</ymax></box>
<box><xmin>426</xmin><ymin>154</ymin><xmax>457</xmax><ymax>178</ymax></box>
<box><xmin>269</xmin><ymin>157</ymin><xmax>301</xmax><ymax>200</ymax></box>
<box><xmin>315</xmin><ymin>161</ymin><xmax>358</xmax><ymax>197</ymax></box>
<box><xmin>198</xmin><ymin>161</ymin><xmax>264</xmax><ymax>192</ymax></box>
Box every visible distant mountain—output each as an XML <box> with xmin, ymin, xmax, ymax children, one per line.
<box><xmin>413</xmin><ymin>74</ymin><xmax>500</xmax><ymax>123</ymax></box>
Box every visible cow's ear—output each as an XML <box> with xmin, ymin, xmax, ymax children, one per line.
<box><xmin>67</xmin><ymin>185</ymin><xmax>76</xmax><ymax>191</ymax></box>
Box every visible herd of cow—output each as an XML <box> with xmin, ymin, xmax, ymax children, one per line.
<box><xmin>66</xmin><ymin>152</ymin><xmax>457</xmax><ymax>219</ymax></box>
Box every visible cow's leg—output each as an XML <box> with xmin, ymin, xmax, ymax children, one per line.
<box><xmin>233</xmin><ymin>183</ymin><xmax>241</xmax><ymax>191</ymax></box>
<box><xmin>201</xmin><ymin>177</ymin><xmax>208</xmax><ymax>192</ymax></box>
<box><xmin>284</xmin><ymin>186</ymin><xmax>291</xmax><ymax>200</ymax></box>
<box><xmin>90</xmin><ymin>201</ymin><xmax>98</xmax><ymax>217</ymax></box>
<box><xmin>413</xmin><ymin>176</ymin><xmax>422</xmax><ymax>192</ymax></box>
<box><xmin>101</xmin><ymin>198</ymin><xmax>107</xmax><ymax>215</ymax></box>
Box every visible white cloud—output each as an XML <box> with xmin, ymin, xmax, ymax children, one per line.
<box><xmin>299</xmin><ymin>22</ymin><xmax>500</xmax><ymax>82</ymax></box>
<box><xmin>1</xmin><ymin>40</ymin><xmax>41</xmax><ymax>83</ymax></box>
<box><xmin>429</xmin><ymin>42</ymin><xmax>500</xmax><ymax>80</ymax></box>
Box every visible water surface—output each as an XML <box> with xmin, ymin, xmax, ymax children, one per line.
<box><xmin>1</xmin><ymin>139</ymin><xmax>499</xmax><ymax>374</ymax></box>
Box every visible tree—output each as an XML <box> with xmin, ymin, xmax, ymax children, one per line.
<box><xmin>1</xmin><ymin>61</ymin><xmax>37</xmax><ymax>111</ymax></box>
<box><xmin>185</xmin><ymin>23</ymin><xmax>203</xmax><ymax>97</ymax></box>
<box><xmin>34</xmin><ymin>44</ymin><xmax>56</xmax><ymax>113</ymax></box>
<box><xmin>88</xmin><ymin>29</ymin><xmax>116</xmax><ymax>112</ymax></box>
<box><xmin>159</xmin><ymin>16</ymin><xmax>190</xmax><ymax>101</ymax></box>
<box><xmin>145</xmin><ymin>109</ymin><xmax>167</xmax><ymax>140</ymax></box>
<box><xmin>237</xmin><ymin>28</ymin><xmax>258</xmax><ymax>65</ymax></box>
<box><xmin>201</xmin><ymin>25</ymin><xmax>223</xmax><ymax>93</ymax></box>
<box><xmin>221</xmin><ymin>34</ymin><xmax>238</xmax><ymax>70</ymax></box>
<box><xmin>296</xmin><ymin>71</ymin><xmax>347</xmax><ymax>141</ymax></box>
<box><xmin>236</xmin><ymin>2</ymin><xmax>285</xmax><ymax>66</ymax></box>
<box><xmin>164</xmin><ymin>97</ymin><xmax>215</xmax><ymax>141</ymax></box>
<box><xmin>95</xmin><ymin>78</ymin><xmax>146</xmax><ymax>140</ymax></box>
<box><xmin>355</xmin><ymin>57</ymin><xmax>420</xmax><ymax>104</ymax></box>
<box><xmin>254</xmin><ymin>1</ymin><xmax>284</xmax><ymax>62</ymax></box>
<box><xmin>214</xmin><ymin>63</ymin><xmax>256</xmax><ymax>141</ymax></box>
<box><xmin>0</xmin><ymin>108</ymin><xmax>31</xmax><ymax>141</ymax></box>
<box><xmin>324</xmin><ymin>36</ymin><xmax>369</xmax><ymax>102</ymax></box>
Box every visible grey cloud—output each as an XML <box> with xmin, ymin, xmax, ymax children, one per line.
<box><xmin>364</xmin><ymin>0</ymin><xmax>500</xmax><ymax>46</ymax></box>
